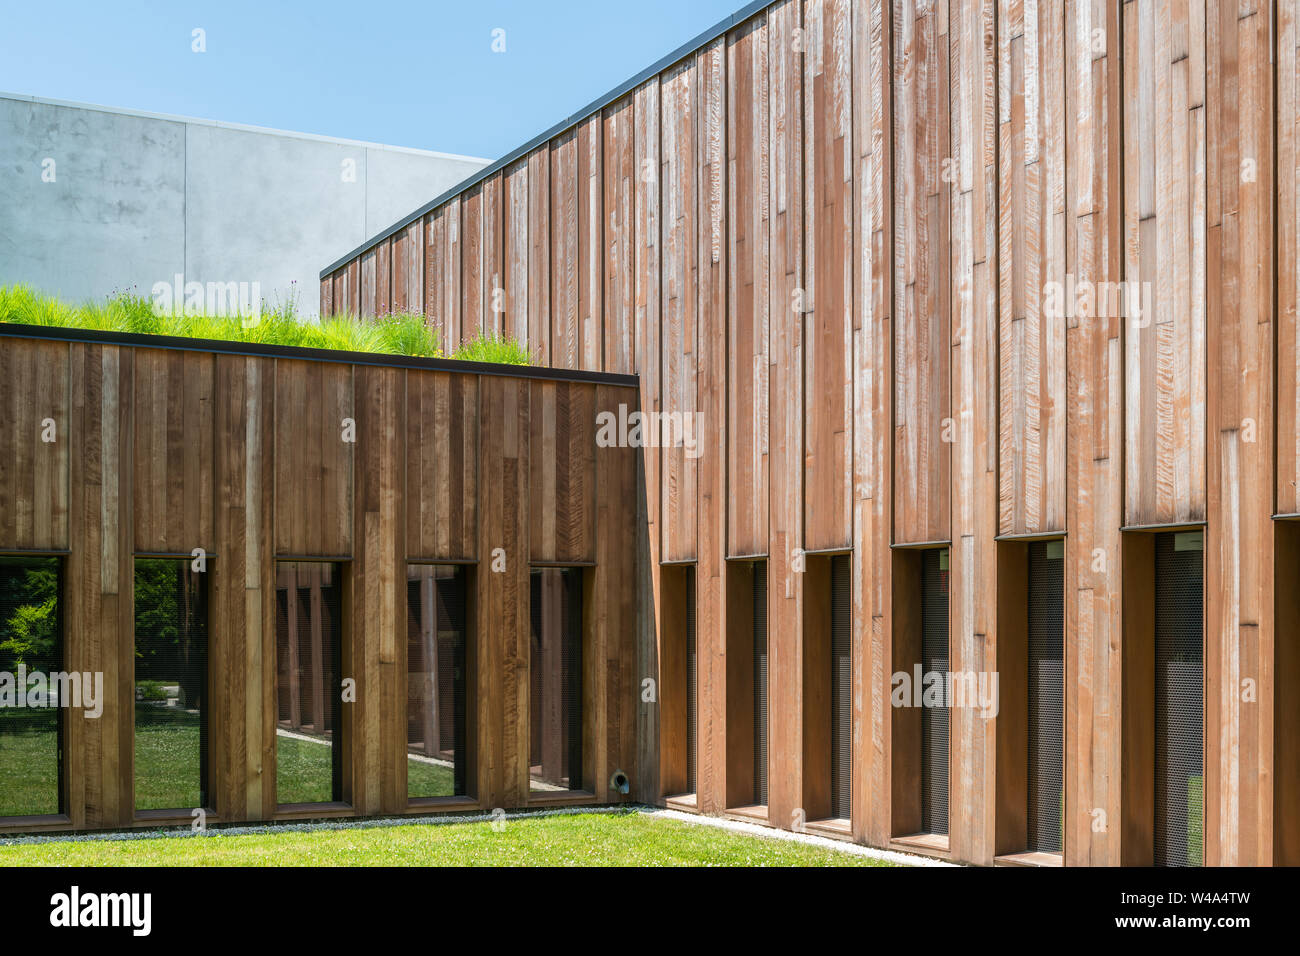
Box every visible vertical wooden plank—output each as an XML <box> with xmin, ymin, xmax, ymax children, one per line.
<box><xmin>852</xmin><ymin>0</ymin><xmax>893</xmax><ymax>847</ymax></box>
<box><xmin>947</xmin><ymin>0</ymin><xmax>1001</xmax><ymax>866</ymax></box>
<box><xmin>727</xmin><ymin>16</ymin><xmax>771</xmax><ymax>560</ymax></box>
<box><xmin>632</xmin><ymin>76</ymin><xmax>663</xmax><ymax>803</ymax></box>
<box><xmin>528</xmin><ymin>148</ymin><xmax>552</xmax><ymax>365</ymax></box>
<box><xmin>578</xmin><ymin>115</ymin><xmax>604</xmax><ymax>370</ymax></box>
<box><xmin>475</xmin><ymin>375</ymin><xmax>530</xmax><ymax>806</ymax></box>
<box><xmin>661</xmin><ymin>56</ymin><xmax>700</xmax><ymax>564</ymax></box>
<box><xmin>998</xmin><ymin>0</ymin><xmax>1067</xmax><ymax>535</ymax></box>
<box><xmin>1064</xmin><ymin>0</ymin><xmax>1124</xmax><ymax>866</ymax></box>
<box><xmin>551</xmin><ymin>132</ymin><xmax>580</xmax><ymax>369</ymax></box>
<box><xmin>604</xmin><ymin>100</ymin><xmax>637</xmax><ymax>374</ymax></box>
<box><xmin>0</xmin><ymin>340</ymin><xmax>69</xmax><ymax>550</ymax></box>
<box><xmin>766</xmin><ymin>0</ymin><xmax>804</xmax><ymax>828</ymax></box>
<box><xmin>1204</xmin><ymin>0</ymin><xmax>1274</xmax><ymax>866</ymax></box>
<box><xmin>1279</xmin><ymin>0</ymin><xmax>1299</xmax><ymax>513</ymax></box>
<box><xmin>893</xmin><ymin>0</ymin><xmax>952</xmax><ymax>545</ymax></box>
<box><xmin>273</xmin><ymin>361</ymin><xmax>354</xmax><ymax>559</ymax></box>
<box><xmin>461</xmin><ymin>185</ymin><xmax>485</xmax><ymax>344</ymax></box>
<box><xmin>694</xmin><ymin>36</ymin><xmax>728</xmax><ymax>813</ymax></box>
<box><xmin>1123</xmin><ymin>0</ymin><xmax>1207</xmax><ymax>527</ymax></box>
<box><xmin>351</xmin><ymin>365</ymin><xmax>405</xmax><ymax>814</ymax></box>
<box><xmin>505</xmin><ymin>159</ymin><xmax>530</xmax><ymax>346</ymax></box>
<box><xmin>803</xmin><ymin>0</ymin><xmax>854</xmax><ymax>553</ymax></box>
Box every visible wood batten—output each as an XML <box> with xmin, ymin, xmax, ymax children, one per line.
<box><xmin>314</xmin><ymin>0</ymin><xmax>1296</xmax><ymax>866</ymax></box>
<box><xmin>0</xmin><ymin>331</ymin><xmax>638</xmax><ymax>833</ymax></box>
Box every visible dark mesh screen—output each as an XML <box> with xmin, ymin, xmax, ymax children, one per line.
<box><xmin>1155</xmin><ymin>532</ymin><xmax>1204</xmax><ymax>867</ymax></box>
<box><xmin>406</xmin><ymin>564</ymin><xmax>469</xmax><ymax>798</ymax></box>
<box><xmin>0</xmin><ymin>556</ymin><xmax>63</xmax><ymax>817</ymax></box>
<box><xmin>1027</xmin><ymin>541</ymin><xmax>1064</xmax><ymax>853</ymax></box>
<box><xmin>921</xmin><ymin>548</ymin><xmax>949</xmax><ymax>835</ymax></box>
<box><xmin>275</xmin><ymin>562</ymin><xmax>343</xmax><ymax>805</ymax></box>
<box><xmin>530</xmin><ymin>567</ymin><xmax>583</xmax><ymax>791</ymax></box>
<box><xmin>752</xmin><ymin>561</ymin><xmax>768</xmax><ymax>806</ymax></box>
<box><xmin>831</xmin><ymin>554</ymin><xmax>852</xmax><ymax>819</ymax></box>
<box><xmin>686</xmin><ymin>571</ymin><xmax>697</xmax><ymax>794</ymax></box>
<box><xmin>133</xmin><ymin>558</ymin><xmax>208</xmax><ymax>811</ymax></box>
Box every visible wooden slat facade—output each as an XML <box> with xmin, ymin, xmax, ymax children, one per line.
<box><xmin>301</xmin><ymin>0</ymin><xmax>1295</xmax><ymax>866</ymax></box>
<box><xmin>0</xmin><ymin>332</ymin><xmax>638</xmax><ymax>831</ymax></box>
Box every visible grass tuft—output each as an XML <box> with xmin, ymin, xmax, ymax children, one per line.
<box><xmin>0</xmin><ymin>285</ymin><xmax>533</xmax><ymax>366</ymax></box>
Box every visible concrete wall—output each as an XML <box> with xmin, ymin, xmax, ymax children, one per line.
<box><xmin>0</xmin><ymin>93</ymin><xmax>487</xmax><ymax>316</ymax></box>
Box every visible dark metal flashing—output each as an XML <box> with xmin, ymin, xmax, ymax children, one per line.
<box><xmin>320</xmin><ymin>0</ymin><xmax>779</xmax><ymax>278</ymax></box>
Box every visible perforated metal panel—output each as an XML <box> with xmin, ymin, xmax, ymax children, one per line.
<box><xmin>921</xmin><ymin>549</ymin><xmax>949</xmax><ymax>835</ymax></box>
<box><xmin>686</xmin><ymin>572</ymin><xmax>698</xmax><ymax>794</ymax></box>
<box><xmin>1155</xmin><ymin>532</ymin><xmax>1204</xmax><ymax>867</ymax></box>
<box><xmin>752</xmin><ymin>561</ymin><xmax>769</xmax><ymax>806</ymax></box>
<box><xmin>1027</xmin><ymin>541</ymin><xmax>1065</xmax><ymax>853</ymax></box>
<box><xmin>830</xmin><ymin>555</ymin><xmax>852</xmax><ymax>819</ymax></box>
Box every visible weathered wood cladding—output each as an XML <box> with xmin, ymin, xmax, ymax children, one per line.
<box><xmin>0</xmin><ymin>333</ymin><xmax>638</xmax><ymax>831</ymax></box>
<box><xmin>322</xmin><ymin>0</ymin><xmax>1299</xmax><ymax>865</ymax></box>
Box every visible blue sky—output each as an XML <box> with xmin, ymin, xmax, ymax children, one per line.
<box><xmin>0</xmin><ymin>0</ymin><xmax>745</xmax><ymax>160</ymax></box>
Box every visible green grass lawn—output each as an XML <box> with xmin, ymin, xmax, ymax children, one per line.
<box><xmin>275</xmin><ymin>730</ymin><xmax>455</xmax><ymax>804</ymax></box>
<box><xmin>0</xmin><ymin>811</ymin><xmax>898</xmax><ymax>866</ymax></box>
<box><xmin>0</xmin><ymin>713</ymin><xmax>59</xmax><ymax>816</ymax></box>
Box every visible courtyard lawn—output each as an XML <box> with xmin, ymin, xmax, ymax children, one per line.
<box><xmin>0</xmin><ymin>811</ymin><xmax>899</xmax><ymax>867</ymax></box>
<box><xmin>0</xmin><ymin>713</ymin><xmax>60</xmax><ymax>817</ymax></box>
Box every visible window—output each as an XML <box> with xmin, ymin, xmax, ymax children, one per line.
<box><xmin>406</xmin><ymin>564</ymin><xmax>471</xmax><ymax>799</ymax></box>
<box><xmin>275</xmin><ymin>561</ymin><xmax>344</xmax><ymax>805</ymax></box>
<box><xmin>0</xmin><ymin>556</ymin><xmax>62</xmax><ymax>817</ymax></box>
<box><xmin>1026</xmin><ymin>540</ymin><xmax>1064</xmax><ymax>854</ymax></box>
<box><xmin>529</xmin><ymin>567</ymin><xmax>583</xmax><ymax>792</ymax></box>
<box><xmin>752</xmin><ymin>561</ymin><xmax>769</xmax><ymax>806</ymax></box>
<box><xmin>685</xmin><ymin>571</ymin><xmax>697</xmax><ymax>795</ymax></box>
<box><xmin>133</xmin><ymin>558</ymin><xmax>208</xmax><ymax>812</ymax></box>
<box><xmin>1155</xmin><ymin>531</ymin><xmax>1204</xmax><ymax>867</ymax></box>
<box><xmin>921</xmin><ymin>548</ymin><xmax>949</xmax><ymax>836</ymax></box>
<box><xmin>830</xmin><ymin>554</ymin><xmax>852</xmax><ymax>820</ymax></box>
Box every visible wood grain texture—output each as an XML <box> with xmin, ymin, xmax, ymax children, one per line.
<box><xmin>1</xmin><ymin>332</ymin><xmax>637</xmax><ymax>833</ymax></box>
<box><xmin>1123</xmin><ymin>0</ymin><xmax>1207</xmax><ymax>527</ymax></box>
<box><xmin>803</xmin><ymin>0</ymin><xmax>854</xmax><ymax>553</ymax></box>
<box><xmin>0</xmin><ymin>339</ymin><xmax>69</xmax><ymax>550</ymax></box>
<box><xmin>1064</xmin><ymin>0</ymin><xmax>1125</xmax><ymax>867</ymax></box>
<box><xmin>727</xmin><ymin>15</ymin><xmax>771</xmax><ymax>559</ymax></box>
<box><xmin>132</xmin><ymin>349</ymin><xmax>214</xmax><ymax>555</ymax></box>
<box><xmin>529</xmin><ymin>381</ymin><xmax>596</xmax><ymax>563</ymax></box>
<box><xmin>694</xmin><ymin>36</ymin><xmax>729</xmax><ymax>813</ymax></box>
<box><xmin>405</xmin><ymin>370</ymin><xmax>477</xmax><ymax>561</ymax></box>
<box><xmin>946</xmin><ymin>0</ymin><xmax>1000</xmax><ymax>865</ymax></box>
<box><xmin>998</xmin><ymin>0</ymin><xmax>1066</xmax><ymax>536</ymax></box>
<box><xmin>893</xmin><ymin>0</ymin><xmax>952</xmax><ymax>545</ymax></box>
<box><xmin>765</xmin><ymin>0</ymin><xmax>804</xmax><ymax>829</ymax></box>
<box><xmin>661</xmin><ymin>56</ymin><xmax>700</xmax><ymax>564</ymax></box>
<box><xmin>1204</xmin><ymin>0</ymin><xmax>1273</xmax><ymax>867</ymax></box>
<box><xmin>273</xmin><ymin>360</ymin><xmax>354</xmax><ymax>558</ymax></box>
<box><xmin>310</xmin><ymin>0</ymin><xmax>1296</xmax><ymax>866</ymax></box>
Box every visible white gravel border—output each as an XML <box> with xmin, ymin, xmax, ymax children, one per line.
<box><xmin>0</xmin><ymin>803</ymin><xmax>954</xmax><ymax>865</ymax></box>
<box><xmin>645</xmin><ymin>808</ymin><xmax>956</xmax><ymax>867</ymax></box>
